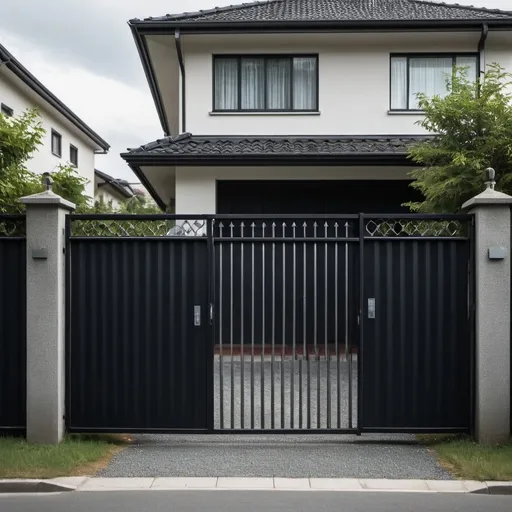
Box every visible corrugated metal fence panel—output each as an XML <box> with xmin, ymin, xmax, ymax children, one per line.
<box><xmin>68</xmin><ymin>239</ymin><xmax>209</xmax><ymax>431</ymax></box>
<box><xmin>361</xmin><ymin>239</ymin><xmax>470</xmax><ymax>430</ymax></box>
<box><xmin>0</xmin><ymin>239</ymin><xmax>26</xmax><ymax>431</ymax></box>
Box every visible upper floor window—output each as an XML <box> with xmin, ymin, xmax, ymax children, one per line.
<box><xmin>213</xmin><ymin>55</ymin><xmax>319</xmax><ymax>112</ymax></box>
<box><xmin>1</xmin><ymin>103</ymin><xmax>13</xmax><ymax>117</ymax></box>
<box><xmin>390</xmin><ymin>54</ymin><xmax>478</xmax><ymax>111</ymax></box>
<box><xmin>51</xmin><ymin>129</ymin><xmax>62</xmax><ymax>157</ymax></box>
<box><xmin>70</xmin><ymin>144</ymin><xmax>78</xmax><ymax>166</ymax></box>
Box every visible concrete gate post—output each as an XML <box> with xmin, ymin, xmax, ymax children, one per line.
<box><xmin>462</xmin><ymin>171</ymin><xmax>512</xmax><ymax>444</ymax></box>
<box><xmin>20</xmin><ymin>188</ymin><xmax>75</xmax><ymax>444</ymax></box>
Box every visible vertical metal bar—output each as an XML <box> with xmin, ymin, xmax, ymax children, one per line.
<box><xmin>219</xmin><ymin>222</ymin><xmax>224</xmax><ymax>429</ymax></box>
<box><xmin>251</xmin><ymin>223</ymin><xmax>255</xmax><ymax>429</ymax></box>
<box><xmin>230</xmin><ymin>222</ymin><xmax>235</xmax><ymax>429</ymax></box>
<box><xmin>306</xmin><ymin>222</ymin><xmax>311</xmax><ymax>429</ymax></box>
<box><xmin>334</xmin><ymin>223</ymin><xmax>340</xmax><ymax>429</ymax></box>
<box><xmin>207</xmin><ymin>217</ymin><xmax>215</xmax><ymax>432</ymax></box>
<box><xmin>240</xmin><ymin>221</ymin><xmax>245</xmax><ymax>429</ymax></box>
<box><xmin>325</xmin><ymin>222</ymin><xmax>331</xmax><ymax>428</ymax></box>
<box><xmin>314</xmin><ymin>222</ymin><xmax>320</xmax><ymax>428</ymax></box>
<box><xmin>291</xmin><ymin>223</ymin><xmax>296</xmax><ymax>429</ymax></box>
<box><xmin>301</xmin><ymin>222</ymin><xmax>307</xmax><ymax>429</ymax></box>
<box><xmin>358</xmin><ymin>214</ymin><xmax>365</xmax><ymax>432</ymax></box>
<box><xmin>346</xmin><ymin>223</ymin><xmax>352</xmax><ymax>429</ymax></box>
<box><xmin>281</xmin><ymin>222</ymin><xmax>286</xmax><ymax>429</ymax></box>
<box><xmin>261</xmin><ymin>223</ymin><xmax>266</xmax><ymax>429</ymax></box>
<box><xmin>271</xmin><ymin>222</ymin><xmax>276</xmax><ymax>429</ymax></box>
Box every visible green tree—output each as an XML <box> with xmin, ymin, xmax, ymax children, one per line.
<box><xmin>406</xmin><ymin>64</ymin><xmax>512</xmax><ymax>213</ymax></box>
<box><xmin>0</xmin><ymin>108</ymin><xmax>98</xmax><ymax>213</ymax></box>
<box><xmin>0</xmin><ymin>109</ymin><xmax>45</xmax><ymax>213</ymax></box>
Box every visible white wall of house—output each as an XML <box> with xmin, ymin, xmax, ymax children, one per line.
<box><xmin>0</xmin><ymin>72</ymin><xmax>98</xmax><ymax>199</ymax></box>
<box><xmin>180</xmin><ymin>31</ymin><xmax>512</xmax><ymax>137</ymax></box>
<box><xmin>94</xmin><ymin>187</ymin><xmax>124</xmax><ymax>209</ymax></box>
<box><xmin>174</xmin><ymin>166</ymin><xmax>414</xmax><ymax>214</ymax></box>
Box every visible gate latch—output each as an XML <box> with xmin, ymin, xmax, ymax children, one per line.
<box><xmin>368</xmin><ymin>298</ymin><xmax>376</xmax><ymax>319</ymax></box>
<box><xmin>194</xmin><ymin>306</ymin><xmax>201</xmax><ymax>326</ymax></box>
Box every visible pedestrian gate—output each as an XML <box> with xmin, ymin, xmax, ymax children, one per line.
<box><xmin>66</xmin><ymin>214</ymin><xmax>473</xmax><ymax>434</ymax></box>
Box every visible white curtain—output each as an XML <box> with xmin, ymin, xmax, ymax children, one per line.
<box><xmin>390</xmin><ymin>57</ymin><xmax>407</xmax><ymax>110</ymax></box>
<box><xmin>293</xmin><ymin>57</ymin><xmax>317</xmax><ymax>110</ymax></box>
<box><xmin>267</xmin><ymin>59</ymin><xmax>292</xmax><ymax>110</ymax></box>
<box><xmin>241</xmin><ymin>58</ymin><xmax>265</xmax><ymax>110</ymax></box>
<box><xmin>456</xmin><ymin>56</ymin><xmax>478</xmax><ymax>81</ymax></box>
<box><xmin>409</xmin><ymin>57</ymin><xmax>452</xmax><ymax>109</ymax></box>
<box><xmin>215</xmin><ymin>59</ymin><xmax>238</xmax><ymax>110</ymax></box>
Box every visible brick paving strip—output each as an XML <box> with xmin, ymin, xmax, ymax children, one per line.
<box><xmin>1</xmin><ymin>478</ymin><xmax>510</xmax><ymax>494</ymax></box>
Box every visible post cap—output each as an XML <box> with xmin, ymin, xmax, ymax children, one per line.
<box><xmin>19</xmin><ymin>190</ymin><xmax>76</xmax><ymax>210</ymax></box>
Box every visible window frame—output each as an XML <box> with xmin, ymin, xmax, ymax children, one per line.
<box><xmin>51</xmin><ymin>129</ymin><xmax>62</xmax><ymax>158</ymax></box>
<box><xmin>70</xmin><ymin>144</ymin><xmax>78</xmax><ymax>167</ymax></box>
<box><xmin>212</xmin><ymin>54</ymin><xmax>320</xmax><ymax>113</ymax></box>
<box><xmin>389</xmin><ymin>52</ymin><xmax>480</xmax><ymax>112</ymax></box>
<box><xmin>1</xmin><ymin>103</ymin><xmax>13</xmax><ymax>117</ymax></box>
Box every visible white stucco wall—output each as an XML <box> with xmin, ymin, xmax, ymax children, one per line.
<box><xmin>95</xmin><ymin>187</ymin><xmax>124</xmax><ymax>209</ymax></box>
<box><xmin>0</xmin><ymin>72</ymin><xmax>98</xmax><ymax>199</ymax></box>
<box><xmin>174</xmin><ymin>166</ymin><xmax>414</xmax><ymax>214</ymax></box>
<box><xmin>182</xmin><ymin>31</ymin><xmax>512</xmax><ymax>137</ymax></box>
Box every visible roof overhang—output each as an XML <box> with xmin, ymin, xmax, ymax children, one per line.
<box><xmin>0</xmin><ymin>44</ymin><xmax>110</xmax><ymax>152</ymax></box>
<box><xmin>130</xmin><ymin>18</ymin><xmax>512</xmax><ymax>35</ymax></box>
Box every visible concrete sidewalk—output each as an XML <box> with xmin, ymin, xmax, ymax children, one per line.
<box><xmin>2</xmin><ymin>477</ymin><xmax>511</xmax><ymax>494</ymax></box>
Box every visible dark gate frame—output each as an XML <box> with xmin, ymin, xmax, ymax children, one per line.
<box><xmin>64</xmin><ymin>213</ymin><xmax>475</xmax><ymax>435</ymax></box>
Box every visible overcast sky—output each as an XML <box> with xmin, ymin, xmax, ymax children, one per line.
<box><xmin>0</xmin><ymin>0</ymin><xmax>509</xmax><ymax>181</ymax></box>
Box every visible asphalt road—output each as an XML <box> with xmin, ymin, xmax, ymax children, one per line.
<box><xmin>0</xmin><ymin>491</ymin><xmax>510</xmax><ymax>512</ymax></box>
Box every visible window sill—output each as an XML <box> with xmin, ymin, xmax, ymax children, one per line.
<box><xmin>388</xmin><ymin>110</ymin><xmax>426</xmax><ymax>116</ymax></box>
<box><xmin>209</xmin><ymin>111</ymin><xmax>321</xmax><ymax>116</ymax></box>
<box><xmin>52</xmin><ymin>152</ymin><xmax>62</xmax><ymax>158</ymax></box>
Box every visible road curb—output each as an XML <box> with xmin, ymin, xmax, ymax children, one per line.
<box><xmin>1</xmin><ymin>478</ymin><xmax>511</xmax><ymax>495</ymax></box>
<box><xmin>0</xmin><ymin>480</ymin><xmax>75</xmax><ymax>494</ymax></box>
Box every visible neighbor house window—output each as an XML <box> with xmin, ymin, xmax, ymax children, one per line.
<box><xmin>1</xmin><ymin>103</ymin><xmax>13</xmax><ymax>117</ymax></box>
<box><xmin>213</xmin><ymin>55</ymin><xmax>318</xmax><ymax>112</ymax></box>
<box><xmin>70</xmin><ymin>144</ymin><xmax>78</xmax><ymax>166</ymax></box>
<box><xmin>390</xmin><ymin>54</ymin><xmax>478</xmax><ymax>110</ymax></box>
<box><xmin>51</xmin><ymin>129</ymin><xmax>62</xmax><ymax>157</ymax></box>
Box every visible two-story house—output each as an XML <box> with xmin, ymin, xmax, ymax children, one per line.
<box><xmin>94</xmin><ymin>169</ymin><xmax>135</xmax><ymax>209</ymax></box>
<box><xmin>0</xmin><ymin>42</ymin><xmax>110</xmax><ymax>200</ymax></box>
<box><xmin>122</xmin><ymin>0</ymin><xmax>512</xmax><ymax>214</ymax></box>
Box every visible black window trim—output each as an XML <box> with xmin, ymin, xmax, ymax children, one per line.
<box><xmin>389</xmin><ymin>52</ymin><xmax>480</xmax><ymax>112</ymax></box>
<box><xmin>51</xmin><ymin>129</ymin><xmax>62</xmax><ymax>158</ymax></box>
<box><xmin>70</xmin><ymin>144</ymin><xmax>78</xmax><ymax>167</ymax></box>
<box><xmin>212</xmin><ymin>54</ymin><xmax>320</xmax><ymax>113</ymax></box>
<box><xmin>1</xmin><ymin>103</ymin><xmax>13</xmax><ymax>117</ymax></box>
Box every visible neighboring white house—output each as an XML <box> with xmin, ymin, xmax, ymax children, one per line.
<box><xmin>94</xmin><ymin>169</ymin><xmax>135</xmax><ymax>209</ymax></box>
<box><xmin>0</xmin><ymin>43</ymin><xmax>110</xmax><ymax>199</ymax></box>
<box><xmin>122</xmin><ymin>0</ymin><xmax>512</xmax><ymax>214</ymax></box>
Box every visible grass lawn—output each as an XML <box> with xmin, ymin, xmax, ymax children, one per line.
<box><xmin>419</xmin><ymin>435</ymin><xmax>512</xmax><ymax>481</ymax></box>
<box><xmin>0</xmin><ymin>434</ymin><xmax>131</xmax><ymax>479</ymax></box>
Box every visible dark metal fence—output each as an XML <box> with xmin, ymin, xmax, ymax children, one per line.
<box><xmin>65</xmin><ymin>213</ymin><xmax>474</xmax><ymax>434</ymax></box>
<box><xmin>0</xmin><ymin>215</ymin><xmax>26</xmax><ymax>433</ymax></box>
<box><xmin>360</xmin><ymin>214</ymin><xmax>473</xmax><ymax>433</ymax></box>
<box><xmin>66</xmin><ymin>215</ymin><xmax>211</xmax><ymax>432</ymax></box>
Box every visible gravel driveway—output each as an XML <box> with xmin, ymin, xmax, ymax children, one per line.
<box><xmin>100</xmin><ymin>433</ymin><xmax>451</xmax><ymax>479</ymax></box>
<box><xmin>101</xmin><ymin>358</ymin><xmax>450</xmax><ymax>480</ymax></box>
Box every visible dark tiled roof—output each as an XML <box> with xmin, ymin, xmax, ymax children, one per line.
<box><xmin>140</xmin><ymin>0</ymin><xmax>512</xmax><ymax>24</ymax></box>
<box><xmin>125</xmin><ymin>133</ymin><xmax>425</xmax><ymax>157</ymax></box>
<box><xmin>95</xmin><ymin>169</ymin><xmax>134</xmax><ymax>199</ymax></box>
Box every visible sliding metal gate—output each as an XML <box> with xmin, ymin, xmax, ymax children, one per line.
<box><xmin>66</xmin><ymin>213</ymin><xmax>473</xmax><ymax>434</ymax></box>
<box><xmin>214</xmin><ymin>216</ymin><xmax>359</xmax><ymax>433</ymax></box>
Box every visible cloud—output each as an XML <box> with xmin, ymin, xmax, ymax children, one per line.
<box><xmin>1</xmin><ymin>30</ymin><xmax>160</xmax><ymax>180</ymax></box>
